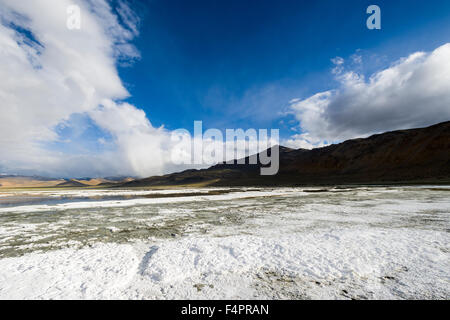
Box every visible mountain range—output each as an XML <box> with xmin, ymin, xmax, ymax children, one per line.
<box><xmin>0</xmin><ymin>176</ymin><xmax>133</xmax><ymax>189</ymax></box>
<box><xmin>123</xmin><ymin>121</ymin><xmax>450</xmax><ymax>187</ymax></box>
<box><xmin>1</xmin><ymin>121</ymin><xmax>449</xmax><ymax>189</ymax></box>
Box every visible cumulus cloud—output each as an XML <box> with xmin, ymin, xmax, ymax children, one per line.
<box><xmin>0</xmin><ymin>0</ymin><xmax>173</xmax><ymax>177</ymax></box>
<box><xmin>288</xmin><ymin>43</ymin><xmax>450</xmax><ymax>148</ymax></box>
<box><xmin>282</xmin><ymin>133</ymin><xmax>328</xmax><ymax>150</ymax></box>
<box><xmin>0</xmin><ymin>0</ymin><xmax>279</xmax><ymax>178</ymax></box>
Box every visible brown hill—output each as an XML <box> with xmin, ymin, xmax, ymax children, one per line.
<box><xmin>0</xmin><ymin>176</ymin><xmax>136</xmax><ymax>189</ymax></box>
<box><xmin>123</xmin><ymin>121</ymin><xmax>450</xmax><ymax>187</ymax></box>
<box><xmin>56</xmin><ymin>179</ymin><xmax>88</xmax><ymax>187</ymax></box>
<box><xmin>0</xmin><ymin>176</ymin><xmax>65</xmax><ymax>189</ymax></box>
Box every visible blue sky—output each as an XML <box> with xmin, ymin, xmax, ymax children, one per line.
<box><xmin>118</xmin><ymin>0</ymin><xmax>450</xmax><ymax>137</ymax></box>
<box><xmin>1</xmin><ymin>0</ymin><xmax>450</xmax><ymax>177</ymax></box>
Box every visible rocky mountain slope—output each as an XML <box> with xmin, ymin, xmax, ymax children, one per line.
<box><xmin>123</xmin><ymin>121</ymin><xmax>450</xmax><ymax>187</ymax></box>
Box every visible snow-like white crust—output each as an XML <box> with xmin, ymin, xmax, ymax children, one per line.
<box><xmin>0</xmin><ymin>187</ymin><xmax>448</xmax><ymax>299</ymax></box>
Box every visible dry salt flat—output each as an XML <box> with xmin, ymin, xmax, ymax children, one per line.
<box><xmin>0</xmin><ymin>186</ymin><xmax>448</xmax><ymax>299</ymax></box>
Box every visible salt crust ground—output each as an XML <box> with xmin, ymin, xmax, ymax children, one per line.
<box><xmin>0</xmin><ymin>187</ymin><xmax>448</xmax><ymax>299</ymax></box>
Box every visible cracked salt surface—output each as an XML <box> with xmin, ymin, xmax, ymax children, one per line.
<box><xmin>0</xmin><ymin>186</ymin><xmax>448</xmax><ymax>299</ymax></box>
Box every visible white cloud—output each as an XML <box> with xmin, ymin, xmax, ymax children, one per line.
<box><xmin>288</xmin><ymin>43</ymin><xmax>450</xmax><ymax>148</ymax></box>
<box><xmin>331</xmin><ymin>56</ymin><xmax>344</xmax><ymax>65</ymax></box>
<box><xmin>283</xmin><ymin>133</ymin><xmax>328</xmax><ymax>150</ymax></box>
<box><xmin>0</xmin><ymin>0</ymin><xmax>172</xmax><ymax>177</ymax></box>
<box><xmin>331</xmin><ymin>56</ymin><xmax>344</xmax><ymax>75</ymax></box>
<box><xmin>115</xmin><ymin>0</ymin><xmax>140</xmax><ymax>38</ymax></box>
<box><xmin>89</xmin><ymin>100</ymin><xmax>173</xmax><ymax>177</ymax></box>
<box><xmin>0</xmin><ymin>0</ymin><xmax>278</xmax><ymax>178</ymax></box>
